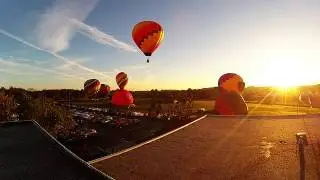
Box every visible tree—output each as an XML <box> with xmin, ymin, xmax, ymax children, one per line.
<box><xmin>0</xmin><ymin>95</ymin><xmax>15</xmax><ymax>121</ymax></box>
<box><xmin>32</xmin><ymin>98</ymin><xmax>76</xmax><ymax>137</ymax></box>
<box><xmin>14</xmin><ymin>91</ymin><xmax>33</xmax><ymax>120</ymax></box>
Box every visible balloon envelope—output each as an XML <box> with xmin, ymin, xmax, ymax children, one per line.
<box><xmin>214</xmin><ymin>91</ymin><xmax>248</xmax><ymax>115</ymax></box>
<box><xmin>98</xmin><ymin>84</ymin><xmax>110</xmax><ymax>97</ymax></box>
<box><xmin>112</xmin><ymin>89</ymin><xmax>134</xmax><ymax>106</ymax></box>
<box><xmin>116</xmin><ymin>72</ymin><xmax>128</xmax><ymax>90</ymax></box>
<box><xmin>132</xmin><ymin>21</ymin><xmax>164</xmax><ymax>57</ymax></box>
<box><xmin>215</xmin><ymin>73</ymin><xmax>247</xmax><ymax>115</ymax></box>
<box><xmin>218</xmin><ymin>73</ymin><xmax>245</xmax><ymax>93</ymax></box>
<box><xmin>84</xmin><ymin>79</ymin><xmax>101</xmax><ymax>97</ymax></box>
<box><xmin>100</xmin><ymin>84</ymin><xmax>110</xmax><ymax>94</ymax></box>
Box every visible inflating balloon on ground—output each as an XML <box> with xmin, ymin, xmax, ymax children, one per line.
<box><xmin>98</xmin><ymin>84</ymin><xmax>110</xmax><ymax>98</ymax></box>
<box><xmin>112</xmin><ymin>89</ymin><xmax>134</xmax><ymax>106</ymax></box>
<box><xmin>218</xmin><ymin>73</ymin><xmax>245</xmax><ymax>93</ymax></box>
<box><xmin>214</xmin><ymin>73</ymin><xmax>248</xmax><ymax>115</ymax></box>
<box><xmin>112</xmin><ymin>72</ymin><xmax>134</xmax><ymax>107</ymax></box>
<box><xmin>84</xmin><ymin>79</ymin><xmax>101</xmax><ymax>98</ymax></box>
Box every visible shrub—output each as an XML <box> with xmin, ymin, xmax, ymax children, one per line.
<box><xmin>13</xmin><ymin>91</ymin><xmax>33</xmax><ymax>120</ymax></box>
<box><xmin>0</xmin><ymin>95</ymin><xmax>15</xmax><ymax>121</ymax></box>
<box><xmin>32</xmin><ymin>98</ymin><xmax>76</xmax><ymax>137</ymax></box>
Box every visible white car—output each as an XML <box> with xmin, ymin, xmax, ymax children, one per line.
<box><xmin>81</xmin><ymin>129</ymin><xmax>97</xmax><ymax>138</ymax></box>
<box><xmin>198</xmin><ymin>108</ymin><xmax>206</xmax><ymax>113</ymax></box>
<box><xmin>101</xmin><ymin>116</ymin><xmax>113</xmax><ymax>124</ymax></box>
<box><xmin>102</xmin><ymin>108</ymin><xmax>109</xmax><ymax>113</ymax></box>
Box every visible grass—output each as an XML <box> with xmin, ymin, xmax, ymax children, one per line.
<box><xmin>192</xmin><ymin>100</ymin><xmax>320</xmax><ymax>115</ymax></box>
<box><xmin>63</xmin><ymin>98</ymin><xmax>320</xmax><ymax>116</ymax></box>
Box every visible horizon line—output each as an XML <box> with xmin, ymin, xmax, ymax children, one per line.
<box><xmin>1</xmin><ymin>83</ymin><xmax>320</xmax><ymax>92</ymax></box>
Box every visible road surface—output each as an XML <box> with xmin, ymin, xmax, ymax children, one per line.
<box><xmin>0</xmin><ymin>121</ymin><xmax>111</xmax><ymax>180</ymax></box>
<box><xmin>92</xmin><ymin>115</ymin><xmax>320</xmax><ymax>180</ymax></box>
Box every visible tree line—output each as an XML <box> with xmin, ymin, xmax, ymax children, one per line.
<box><xmin>0</xmin><ymin>87</ymin><xmax>76</xmax><ymax>137</ymax></box>
<box><xmin>1</xmin><ymin>85</ymin><xmax>319</xmax><ymax>137</ymax></box>
<box><xmin>1</xmin><ymin>85</ymin><xmax>320</xmax><ymax>104</ymax></box>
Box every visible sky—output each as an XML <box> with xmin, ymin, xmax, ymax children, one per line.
<box><xmin>0</xmin><ymin>0</ymin><xmax>320</xmax><ymax>90</ymax></box>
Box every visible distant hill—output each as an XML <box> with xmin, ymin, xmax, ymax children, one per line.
<box><xmin>27</xmin><ymin>88</ymin><xmax>37</xmax><ymax>92</ymax></box>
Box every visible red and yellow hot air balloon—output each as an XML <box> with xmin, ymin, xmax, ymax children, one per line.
<box><xmin>98</xmin><ymin>84</ymin><xmax>111</xmax><ymax>98</ymax></box>
<box><xmin>84</xmin><ymin>79</ymin><xmax>101</xmax><ymax>97</ymax></box>
<box><xmin>116</xmin><ymin>72</ymin><xmax>128</xmax><ymax>90</ymax></box>
<box><xmin>218</xmin><ymin>73</ymin><xmax>245</xmax><ymax>93</ymax></box>
<box><xmin>214</xmin><ymin>73</ymin><xmax>248</xmax><ymax>115</ymax></box>
<box><xmin>132</xmin><ymin>21</ymin><xmax>164</xmax><ymax>63</ymax></box>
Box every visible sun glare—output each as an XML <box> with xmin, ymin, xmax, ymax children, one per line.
<box><xmin>274</xmin><ymin>86</ymin><xmax>297</xmax><ymax>94</ymax></box>
<box><xmin>265</xmin><ymin>56</ymin><xmax>308</xmax><ymax>89</ymax></box>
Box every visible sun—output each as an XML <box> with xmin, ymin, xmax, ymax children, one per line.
<box><xmin>265</xmin><ymin>56</ymin><xmax>307</xmax><ymax>89</ymax></box>
<box><xmin>274</xmin><ymin>86</ymin><xmax>297</xmax><ymax>94</ymax></box>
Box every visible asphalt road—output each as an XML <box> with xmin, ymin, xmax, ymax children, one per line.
<box><xmin>92</xmin><ymin>115</ymin><xmax>320</xmax><ymax>180</ymax></box>
<box><xmin>0</xmin><ymin>121</ymin><xmax>110</xmax><ymax>180</ymax></box>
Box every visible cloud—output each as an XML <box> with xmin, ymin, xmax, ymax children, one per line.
<box><xmin>0</xmin><ymin>57</ymin><xmax>85</xmax><ymax>80</ymax></box>
<box><xmin>128</xmin><ymin>64</ymin><xmax>148</xmax><ymax>70</ymax></box>
<box><xmin>0</xmin><ymin>28</ymin><xmax>112</xmax><ymax>80</ymax></box>
<box><xmin>0</xmin><ymin>68</ymin><xmax>25</xmax><ymax>76</ymax></box>
<box><xmin>70</xmin><ymin>19</ymin><xmax>137</xmax><ymax>52</ymax></box>
<box><xmin>111</xmin><ymin>63</ymin><xmax>148</xmax><ymax>73</ymax></box>
<box><xmin>0</xmin><ymin>55</ymin><xmax>52</xmax><ymax>67</ymax></box>
<box><xmin>0</xmin><ymin>55</ymin><xmax>85</xmax><ymax>79</ymax></box>
<box><xmin>35</xmin><ymin>0</ymin><xmax>136</xmax><ymax>53</ymax></box>
<box><xmin>55</xmin><ymin>57</ymin><xmax>90</xmax><ymax>71</ymax></box>
<box><xmin>36</xmin><ymin>0</ymin><xmax>99</xmax><ymax>52</ymax></box>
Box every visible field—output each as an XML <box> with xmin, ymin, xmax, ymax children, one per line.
<box><xmin>131</xmin><ymin>99</ymin><xmax>320</xmax><ymax>115</ymax></box>
<box><xmin>192</xmin><ymin>100</ymin><xmax>320</xmax><ymax>115</ymax></box>
<box><xmin>57</xmin><ymin>98</ymin><xmax>320</xmax><ymax>162</ymax></box>
<box><xmin>62</xmin><ymin>98</ymin><xmax>320</xmax><ymax>116</ymax></box>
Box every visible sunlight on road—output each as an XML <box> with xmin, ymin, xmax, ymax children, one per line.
<box><xmin>259</xmin><ymin>137</ymin><xmax>275</xmax><ymax>158</ymax></box>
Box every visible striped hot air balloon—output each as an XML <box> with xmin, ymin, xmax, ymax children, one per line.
<box><xmin>116</xmin><ymin>72</ymin><xmax>128</xmax><ymax>90</ymax></box>
<box><xmin>132</xmin><ymin>21</ymin><xmax>164</xmax><ymax>63</ymax></box>
<box><xmin>84</xmin><ymin>79</ymin><xmax>101</xmax><ymax>97</ymax></box>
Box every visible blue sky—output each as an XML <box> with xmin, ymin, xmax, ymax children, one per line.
<box><xmin>0</xmin><ymin>0</ymin><xmax>320</xmax><ymax>90</ymax></box>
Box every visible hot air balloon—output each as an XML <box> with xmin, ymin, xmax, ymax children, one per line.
<box><xmin>112</xmin><ymin>89</ymin><xmax>134</xmax><ymax>106</ymax></box>
<box><xmin>84</xmin><ymin>79</ymin><xmax>101</xmax><ymax>97</ymax></box>
<box><xmin>132</xmin><ymin>21</ymin><xmax>164</xmax><ymax>63</ymax></box>
<box><xmin>214</xmin><ymin>73</ymin><xmax>248</xmax><ymax>115</ymax></box>
<box><xmin>218</xmin><ymin>73</ymin><xmax>245</xmax><ymax>93</ymax></box>
<box><xmin>116</xmin><ymin>72</ymin><xmax>128</xmax><ymax>90</ymax></box>
<box><xmin>98</xmin><ymin>84</ymin><xmax>111</xmax><ymax>98</ymax></box>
